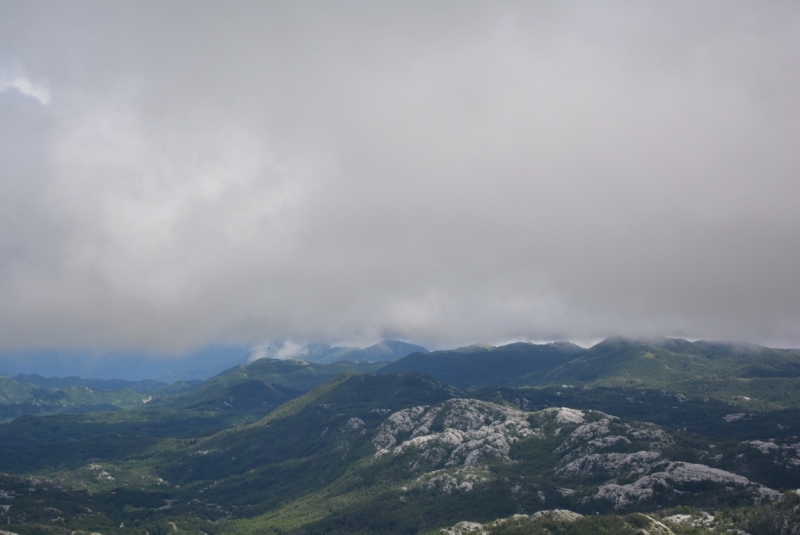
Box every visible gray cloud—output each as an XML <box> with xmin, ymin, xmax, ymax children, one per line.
<box><xmin>0</xmin><ymin>1</ymin><xmax>798</xmax><ymax>352</ymax></box>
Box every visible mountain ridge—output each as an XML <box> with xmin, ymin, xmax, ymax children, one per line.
<box><xmin>380</xmin><ymin>337</ymin><xmax>800</xmax><ymax>408</ymax></box>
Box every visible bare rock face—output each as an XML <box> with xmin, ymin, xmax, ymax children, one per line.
<box><xmin>441</xmin><ymin>510</ymin><xmax>586</xmax><ymax>535</ymax></box>
<box><xmin>663</xmin><ymin>511</ymin><xmax>716</xmax><ymax>529</ymax></box>
<box><xmin>372</xmin><ymin>400</ymin><xmax>784</xmax><ymax>513</ymax></box>
<box><xmin>342</xmin><ymin>417</ymin><xmax>365</xmax><ymax>433</ymax></box>
<box><xmin>414</xmin><ymin>466</ymin><xmax>491</xmax><ymax>494</ymax></box>
<box><xmin>550</xmin><ymin>407</ymin><xmax>586</xmax><ymax>425</ymax></box>
<box><xmin>440</xmin><ymin>521</ymin><xmax>485</xmax><ymax>534</ymax></box>
<box><xmin>373</xmin><ymin>399</ymin><xmax>537</xmax><ymax>468</ymax></box>
<box><xmin>744</xmin><ymin>440</ymin><xmax>800</xmax><ymax>468</ymax></box>
<box><xmin>595</xmin><ymin>462</ymin><xmax>781</xmax><ymax>509</ymax></box>
<box><xmin>529</xmin><ymin>509</ymin><xmax>584</xmax><ymax>522</ymax></box>
<box><xmin>559</xmin><ymin>450</ymin><xmax>662</xmax><ymax>479</ymax></box>
<box><xmin>546</xmin><ymin>408</ymin><xmax>675</xmax><ymax>487</ymax></box>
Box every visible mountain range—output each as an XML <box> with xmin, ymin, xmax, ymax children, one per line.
<box><xmin>0</xmin><ymin>337</ymin><xmax>798</xmax><ymax>534</ymax></box>
<box><xmin>261</xmin><ymin>339</ymin><xmax>430</xmax><ymax>364</ymax></box>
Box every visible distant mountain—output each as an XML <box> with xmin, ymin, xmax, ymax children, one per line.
<box><xmin>0</xmin><ymin>374</ymin><xmax>154</xmax><ymax>423</ymax></box>
<box><xmin>380</xmin><ymin>338</ymin><xmax>800</xmax><ymax>407</ymax></box>
<box><xmin>12</xmin><ymin>373</ymin><xmax>167</xmax><ymax>393</ymax></box>
<box><xmin>266</xmin><ymin>339</ymin><xmax>430</xmax><ymax>364</ymax></box>
<box><xmin>379</xmin><ymin>341</ymin><xmax>584</xmax><ymax>388</ymax></box>
<box><xmin>150</xmin><ymin>359</ymin><xmax>245</xmax><ymax>383</ymax></box>
<box><xmin>306</xmin><ymin>340</ymin><xmax>429</xmax><ymax>364</ymax></box>
<box><xmin>209</xmin><ymin>357</ymin><xmax>387</xmax><ymax>391</ymax></box>
<box><xmin>0</xmin><ymin>357</ymin><xmax>388</xmax><ymax>425</ymax></box>
<box><xmin>539</xmin><ymin>337</ymin><xmax>800</xmax><ymax>404</ymax></box>
<box><xmin>0</xmin><ymin>345</ymin><xmax>249</xmax><ymax>381</ymax></box>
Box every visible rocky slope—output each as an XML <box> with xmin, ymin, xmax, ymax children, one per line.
<box><xmin>0</xmin><ymin>373</ymin><xmax>797</xmax><ymax>534</ymax></box>
<box><xmin>369</xmin><ymin>399</ymin><xmax>784</xmax><ymax>513</ymax></box>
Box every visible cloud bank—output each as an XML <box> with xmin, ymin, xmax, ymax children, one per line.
<box><xmin>0</xmin><ymin>1</ymin><xmax>798</xmax><ymax>352</ymax></box>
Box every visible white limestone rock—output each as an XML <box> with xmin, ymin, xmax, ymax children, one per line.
<box><xmin>663</xmin><ymin>511</ymin><xmax>715</xmax><ymax>528</ymax></box>
<box><xmin>553</xmin><ymin>408</ymin><xmax>585</xmax><ymax>425</ymax></box>
<box><xmin>747</xmin><ymin>440</ymin><xmax>779</xmax><ymax>454</ymax></box>
<box><xmin>595</xmin><ymin>462</ymin><xmax>781</xmax><ymax>509</ymax></box>
<box><xmin>373</xmin><ymin>399</ymin><xmax>537</xmax><ymax>468</ymax></box>
<box><xmin>743</xmin><ymin>440</ymin><xmax>800</xmax><ymax>469</ymax></box>
<box><xmin>558</xmin><ymin>451</ymin><xmax>663</xmax><ymax>478</ymax></box>
<box><xmin>553</xmin><ymin>413</ymin><xmax>673</xmax><ymax>482</ymax></box>
<box><xmin>441</xmin><ymin>509</ymin><xmax>583</xmax><ymax>535</ymax></box>
<box><xmin>416</xmin><ymin>466</ymin><xmax>490</xmax><ymax>494</ymax></box>
<box><xmin>724</xmin><ymin>413</ymin><xmax>747</xmax><ymax>422</ymax></box>
<box><xmin>440</xmin><ymin>521</ymin><xmax>485</xmax><ymax>534</ymax></box>
<box><xmin>529</xmin><ymin>509</ymin><xmax>583</xmax><ymax>522</ymax></box>
<box><xmin>342</xmin><ymin>417</ymin><xmax>365</xmax><ymax>433</ymax></box>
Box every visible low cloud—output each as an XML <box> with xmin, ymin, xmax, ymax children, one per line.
<box><xmin>248</xmin><ymin>341</ymin><xmax>308</xmax><ymax>363</ymax></box>
<box><xmin>0</xmin><ymin>76</ymin><xmax>50</xmax><ymax>105</ymax></box>
<box><xmin>0</xmin><ymin>1</ymin><xmax>798</xmax><ymax>352</ymax></box>
<box><xmin>0</xmin><ymin>74</ymin><xmax>50</xmax><ymax>106</ymax></box>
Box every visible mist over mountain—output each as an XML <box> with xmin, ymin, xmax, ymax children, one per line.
<box><xmin>1</xmin><ymin>2</ymin><xmax>798</xmax><ymax>352</ymax></box>
<box><xmin>0</xmin><ymin>2</ymin><xmax>798</xmax><ymax>532</ymax></box>
<box><xmin>247</xmin><ymin>339</ymin><xmax>429</xmax><ymax>364</ymax></box>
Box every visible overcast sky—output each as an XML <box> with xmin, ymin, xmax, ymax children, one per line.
<box><xmin>1</xmin><ymin>1</ymin><xmax>798</xmax><ymax>354</ymax></box>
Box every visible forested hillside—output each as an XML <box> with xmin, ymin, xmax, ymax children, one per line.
<box><xmin>0</xmin><ymin>339</ymin><xmax>798</xmax><ymax>534</ymax></box>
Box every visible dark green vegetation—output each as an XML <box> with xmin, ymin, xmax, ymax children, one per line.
<box><xmin>12</xmin><ymin>374</ymin><xmax>168</xmax><ymax>393</ymax></box>
<box><xmin>476</xmin><ymin>385</ymin><xmax>800</xmax><ymax>441</ymax></box>
<box><xmin>0</xmin><ymin>338</ymin><xmax>798</xmax><ymax>534</ymax></box>
<box><xmin>0</xmin><ymin>358</ymin><xmax>384</xmax><ymax>423</ymax></box>
<box><xmin>380</xmin><ymin>342</ymin><xmax>583</xmax><ymax>389</ymax></box>
<box><xmin>0</xmin><ymin>375</ymin><xmax>153</xmax><ymax>422</ymax></box>
<box><xmin>384</xmin><ymin>337</ymin><xmax>800</xmax><ymax>408</ymax></box>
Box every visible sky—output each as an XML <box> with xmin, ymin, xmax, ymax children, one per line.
<box><xmin>0</xmin><ymin>0</ymin><xmax>798</xmax><ymax>359</ymax></box>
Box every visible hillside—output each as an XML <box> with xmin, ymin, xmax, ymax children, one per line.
<box><xmin>381</xmin><ymin>338</ymin><xmax>800</xmax><ymax>408</ymax></box>
<box><xmin>12</xmin><ymin>374</ymin><xmax>168</xmax><ymax>393</ymax></box>
<box><xmin>163</xmin><ymin>358</ymin><xmax>386</xmax><ymax>404</ymax></box>
<box><xmin>0</xmin><ymin>375</ymin><xmax>156</xmax><ymax>423</ymax></box>
<box><xmin>0</xmin><ymin>372</ymin><xmax>797</xmax><ymax>534</ymax></box>
<box><xmin>296</xmin><ymin>340</ymin><xmax>430</xmax><ymax>364</ymax></box>
<box><xmin>379</xmin><ymin>342</ymin><xmax>583</xmax><ymax>389</ymax></box>
<box><xmin>0</xmin><ymin>358</ymin><xmax>387</xmax><ymax>423</ymax></box>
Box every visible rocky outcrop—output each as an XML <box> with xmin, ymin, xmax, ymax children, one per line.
<box><xmin>662</xmin><ymin>511</ymin><xmax>716</xmax><ymax>528</ymax></box>
<box><xmin>372</xmin><ymin>400</ymin><xmax>784</xmax><ymax>514</ymax></box>
<box><xmin>415</xmin><ymin>466</ymin><xmax>490</xmax><ymax>494</ymax></box>
<box><xmin>529</xmin><ymin>509</ymin><xmax>584</xmax><ymax>522</ymax></box>
<box><xmin>440</xmin><ymin>521</ymin><xmax>485</xmax><ymax>534</ymax></box>
<box><xmin>373</xmin><ymin>399</ymin><xmax>536</xmax><ymax>468</ymax></box>
<box><xmin>441</xmin><ymin>509</ymin><xmax>674</xmax><ymax>535</ymax></box>
<box><xmin>559</xmin><ymin>450</ymin><xmax>662</xmax><ymax>478</ymax></box>
<box><xmin>550</xmin><ymin>409</ymin><xmax>675</xmax><ymax>486</ymax></box>
<box><xmin>440</xmin><ymin>510</ymin><xmax>584</xmax><ymax>535</ymax></box>
<box><xmin>595</xmin><ymin>462</ymin><xmax>781</xmax><ymax>509</ymax></box>
<box><xmin>744</xmin><ymin>440</ymin><xmax>800</xmax><ymax>468</ymax></box>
